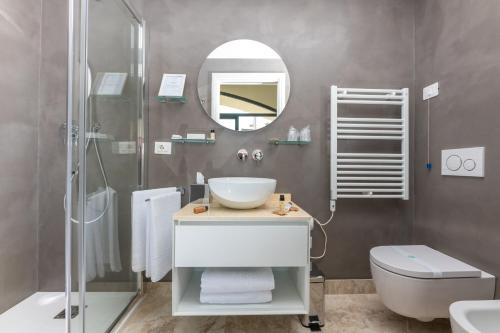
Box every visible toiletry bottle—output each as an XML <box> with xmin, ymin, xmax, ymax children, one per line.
<box><xmin>210</xmin><ymin>129</ymin><xmax>216</xmax><ymax>140</ymax></box>
<box><xmin>288</xmin><ymin>126</ymin><xmax>298</xmax><ymax>141</ymax></box>
<box><xmin>279</xmin><ymin>194</ymin><xmax>285</xmax><ymax>213</ymax></box>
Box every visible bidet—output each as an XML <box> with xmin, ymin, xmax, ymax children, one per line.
<box><xmin>450</xmin><ymin>300</ymin><xmax>500</xmax><ymax>333</ymax></box>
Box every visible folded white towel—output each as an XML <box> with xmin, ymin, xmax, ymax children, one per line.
<box><xmin>131</xmin><ymin>187</ymin><xmax>176</xmax><ymax>272</ymax></box>
<box><xmin>145</xmin><ymin>191</ymin><xmax>181</xmax><ymax>282</ymax></box>
<box><xmin>200</xmin><ymin>290</ymin><xmax>272</xmax><ymax>304</ymax></box>
<box><xmin>200</xmin><ymin>268</ymin><xmax>275</xmax><ymax>294</ymax></box>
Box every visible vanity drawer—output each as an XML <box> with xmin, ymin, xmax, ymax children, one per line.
<box><xmin>174</xmin><ymin>225</ymin><xmax>308</xmax><ymax>267</ymax></box>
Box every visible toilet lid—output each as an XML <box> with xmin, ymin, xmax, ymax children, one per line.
<box><xmin>370</xmin><ymin>245</ymin><xmax>482</xmax><ymax>279</ymax></box>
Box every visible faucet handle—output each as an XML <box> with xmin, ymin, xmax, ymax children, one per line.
<box><xmin>252</xmin><ymin>149</ymin><xmax>264</xmax><ymax>161</ymax></box>
<box><xmin>237</xmin><ymin>149</ymin><xmax>248</xmax><ymax>161</ymax></box>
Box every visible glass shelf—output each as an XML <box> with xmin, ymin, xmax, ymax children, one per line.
<box><xmin>157</xmin><ymin>96</ymin><xmax>186</xmax><ymax>103</ymax></box>
<box><xmin>269</xmin><ymin>139</ymin><xmax>310</xmax><ymax>145</ymax></box>
<box><xmin>171</xmin><ymin>138</ymin><xmax>216</xmax><ymax>144</ymax></box>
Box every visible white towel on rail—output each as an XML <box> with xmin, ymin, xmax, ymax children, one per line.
<box><xmin>85</xmin><ymin>187</ymin><xmax>121</xmax><ymax>281</ymax></box>
<box><xmin>200</xmin><ymin>290</ymin><xmax>272</xmax><ymax>304</ymax></box>
<box><xmin>131</xmin><ymin>187</ymin><xmax>177</xmax><ymax>272</ymax></box>
<box><xmin>145</xmin><ymin>191</ymin><xmax>181</xmax><ymax>282</ymax></box>
<box><xmin>200</xmin><ymin>268</ymin><xmax>275</xmax><ymax>294</ymax></box>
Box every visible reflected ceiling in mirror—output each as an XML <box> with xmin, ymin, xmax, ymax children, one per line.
<box><xmin>197</xmin><ymin>39</ymin><xmax>290</xmax><ymax>132</ymax></box>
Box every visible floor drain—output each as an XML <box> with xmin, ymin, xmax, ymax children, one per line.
<box><xmin>54</xmin><ymin>306</ymin><xmax>79</xmax><ymax>319</ymax></box>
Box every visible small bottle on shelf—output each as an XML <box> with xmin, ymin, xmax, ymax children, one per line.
<box><xmin>209</xmin><ymin>129</ymin><xmax>216</xmax><ymax>140</ymax></box>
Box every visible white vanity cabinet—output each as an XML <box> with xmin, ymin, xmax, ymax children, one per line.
<box><xmin>171</xmin><ymin>202</ymin><xmax>313</xmax><ymax>316</ymax></box>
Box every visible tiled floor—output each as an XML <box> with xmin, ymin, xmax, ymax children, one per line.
<box><xmin>115</xmin><ymin>284</ymin><xmax>451</xmax><ymax>333</ymax></box>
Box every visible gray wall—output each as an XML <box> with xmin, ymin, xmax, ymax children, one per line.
<box><xmin>37</xmin><ymin>0</ymin><xmax>68</xmax><ymax>291</ymax></box>
<box><xmin>144</xmin><ymin>0</ymin><xmax>415</xmax><ymax>279</ymax></box>
<box><xmin>414</xmin><ymin>0</ymin><xmax>500</xmax><ymax>297</ymax></box>
<box><xmin>0</xmin><ymin>0</ymin><xmax>42</xmax><ymax>312</ymax></box>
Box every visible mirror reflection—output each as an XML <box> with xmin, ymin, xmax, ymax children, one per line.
<box><xmin>197</xmin><ymin>39</ymin><xmax>290</xmax><ymax>131</ymax></box>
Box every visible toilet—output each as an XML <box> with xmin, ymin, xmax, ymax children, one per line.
<box><xmin>370</xmin><ymin>245</ymin><xmax>495</xmax><ymax>322</ymax></box>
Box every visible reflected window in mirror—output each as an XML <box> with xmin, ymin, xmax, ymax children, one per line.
<box><xmin>197</xmin><ymin>39</ymin><xmax>290</xmax><ymax>132</ymax></box>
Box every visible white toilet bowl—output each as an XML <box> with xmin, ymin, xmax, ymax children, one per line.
<box><xmin>370</xmin><ymin>245</ymin><xmax>495</xmax><ymax>322</ymax></box>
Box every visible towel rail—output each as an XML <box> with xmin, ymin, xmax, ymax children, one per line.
<box><xmin>337</xmin><ymin>94</ymin><xmax>403</xmax><ymax>100</ymax></box>
<box><xmin>338</xmin><ymin>129</ymin><xmax>403</xmax><ymax>135</ymax></box>
<box><xmin>145</xmin><ymin>187</ymin><xmax>184</xmax><ymax>202</ymax></box>
<box><xmin>331</xmin><ymin>85</ymin><xmax>409</xmax><ymax>208</ymax></box>
<box><xmin>337</xmin><ymin>100</ymin><xmax>403</xmax><ymax>106</ymax></box>
<box><xmin>337</xmin><ymin>165</ymin><xmax>403</xmax><ymax>170</ymax></box>
<box><xmin>338</xmin><ymin>188</ymin><xmax>404</xmax><ymax>193</ymax></box>
<box><xmin>338</xmin><ymin>88</ymin><xmax>404</xmax><ymax>94</ymax></box>
<box><xmin>338</xmin><ymin>171</ymin><xmax>403</xmax><ymax>175</ymax></box>
<box><xmin>337</xmin><ymin>153</ymin><xmax>403</xmax><ymax>158</ymax></box>
<box><xmin>338</xmin><ymin>159</ymin><xmax>403</xmax><ymax>164</ymax></box>
<box><xmin>338</xmin><ymin>183</ymin><xmax>404</xmax><ymax>187</ymax></box>
<box><xmin>338</xmin><ymin>177</ymin><xmax>404</xmax><ymax>181</ymax></box>
<box><xmin>338</xmin><ymin>118</ymin><xmax>402</xmax><ymax>123</ymax></box>
<box><xmin>338</xmin><ymin>194</ymin><xmax>405</xmax><ymax>199</ymax></box>
<box><xmin>337</xmin><ymin>123</ymin><xmax>403</xmax><ymax>129</ymax></box>
<box><xmin>338</xmin><ymin>135</ymin><xmax>403</xmax><ymax>140</ymax></box>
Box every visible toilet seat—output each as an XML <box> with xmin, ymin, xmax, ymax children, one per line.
<box><xmin>370</xmin><ymin>245</ymin><xmax>481</xmax><ymax>279</ymax></box>
<box><xmin>370</xmin><ymin>245</ymin><xmax>495</xmax><ymax>321</ymax></box>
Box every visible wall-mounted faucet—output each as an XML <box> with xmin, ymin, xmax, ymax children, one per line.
<box><xmin>237</xmin><ymin>149</ymin><xmax>248</xmax><ymax>161</ymax></box>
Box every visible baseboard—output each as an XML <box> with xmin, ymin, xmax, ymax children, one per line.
<box><xmin>325</xmin><ymin>279</ymin><xmax>375</xmax><ymax>295</ymax></box>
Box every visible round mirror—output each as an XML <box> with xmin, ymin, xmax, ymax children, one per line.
<box><xmin>197</xmin><ymin>39</ymin><xmax>290</xmax><ymax>131</ymax></box>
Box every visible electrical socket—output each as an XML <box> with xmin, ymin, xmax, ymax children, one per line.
<box><xmin>154</xmin><ymin>141</ymin><xmax>172</xmax><ymax>155</ymax></box>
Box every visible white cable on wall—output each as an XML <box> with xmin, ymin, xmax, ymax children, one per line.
<box><xmin>310</xmin><ymin>209</ymin><xmax>336</xmax><ymax>260</ymax></box>
<box><xmin>426</xmin><ymin>99</ymin><xmax>432</xmax><ymax>170</ymax></box>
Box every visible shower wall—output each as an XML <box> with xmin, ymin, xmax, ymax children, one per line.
<box><xmin>0</xmin><ymin>0</ymin><xmax>42</xmax><ymax>312</ymax></box>
<box><xmin>0</xmin><ymin>0</ymin><xmax>143</xmax><ymax>312</ymax></box>
<box><xmin>37</xmin><ymin>0</ymin><xmax>143</xmax><ymax>291</ymax></box>
<box><xmin>37</xmin><ymin>0</ymin><xmax>68</xmax><ymax>291</ymax></box>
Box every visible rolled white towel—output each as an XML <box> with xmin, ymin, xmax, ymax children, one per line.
<box><xmin>201</xmin><ymin>268</ymin><xmax>275</xmax><ymax>294</ymax></box>
<box><xmin>200</xmin><ymin>290</ymin><xmax>272</xmax><ymax>304</ymax></box>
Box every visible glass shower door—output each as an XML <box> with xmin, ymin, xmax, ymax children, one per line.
<box><xmin>70</xmin><ymin>0</ymin><xmax>144</xmax><ymax>332</ymax></box>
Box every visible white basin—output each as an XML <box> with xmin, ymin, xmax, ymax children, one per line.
<box><xmin>208</xmin><ymin>177</ymin><xmax>276</xmax><ymax>209</ymax></box>
<box><xmin>450</xmin><ymin>300</ymin><xmax>500</xmax><ymax>333</ymax></box>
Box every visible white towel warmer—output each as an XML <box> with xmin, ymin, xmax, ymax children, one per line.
<box><xmin>330</xmin><ymin>86</ymin><xmax>409</xmax><ymax>209</ymax></box>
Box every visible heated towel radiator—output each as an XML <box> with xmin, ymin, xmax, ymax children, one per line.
<box><xmin>330</xmin><ymin>86</ymin><xmax>409</xmax><ymax>209</ymax></box>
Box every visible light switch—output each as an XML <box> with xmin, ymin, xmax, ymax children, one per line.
<box><xmin>441</xmin><ymin>147</ymin><xmax>484</xmax><ymax>177</ymax></box>
<box><xmin>154</xmin><ymin>141</ymin><xmax>172</xmax><ymax>155</ymax></box>
<box><xmin>423</xmin><ymin>82</ymin><xmax>439</xmax><ymax>100</ymax></box>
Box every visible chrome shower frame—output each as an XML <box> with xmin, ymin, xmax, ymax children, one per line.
<box><xmin>65</xmin><ymin>0</ymin><xmax>147</xmax><ymax>331</ymax></box>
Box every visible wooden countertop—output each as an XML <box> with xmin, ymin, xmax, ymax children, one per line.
<box><xmin>173</xmin><ymin>198</ymin><xmax>313</xmax><ymax>224</ymax></box>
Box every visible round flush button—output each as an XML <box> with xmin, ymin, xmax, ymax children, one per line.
<box><xmin>463</xmin><ymin>159</ymin><xmax>476</xmax><ymax>171</ymax></box>
<box><xmin>446</xmin><ymin>155</ymin><xmax>462</xmax><ymax>171</ymax></box>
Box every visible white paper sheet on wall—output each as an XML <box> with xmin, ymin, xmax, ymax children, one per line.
<box><xmin>95</xmin><ymin>72</ymin><xmax>128</xmax><ymax>96</ymax></box>
<box><xmin>158</xmin><ymin>73</ymin><xmax>186</xmax><ymax>97</ymax></box>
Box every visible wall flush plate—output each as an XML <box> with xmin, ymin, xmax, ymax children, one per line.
<box><xmin>441</xmin><ymin>147</ymin><xmax>484</xmax><ymax>177</ymax></box>
<box><xmin>154</xmin><ymin>141</ymin><xmax>172</xmax><ymax>155</ymax></box>
<box><xmin>423</xmin><ymin>82</ymin><xmax>439</xmax><ymax>100</ymax></box>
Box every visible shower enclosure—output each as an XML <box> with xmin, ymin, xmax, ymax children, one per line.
<box><xmin>66</xmin><ymin>0</ymin><xmax>145</xmax><ymax>331</ymax></box>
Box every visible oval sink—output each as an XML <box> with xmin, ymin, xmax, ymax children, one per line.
<box><xmin>208</xmin><ymin>177</ymin><xmax>276</xmax><ymax>209</ymax></box>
